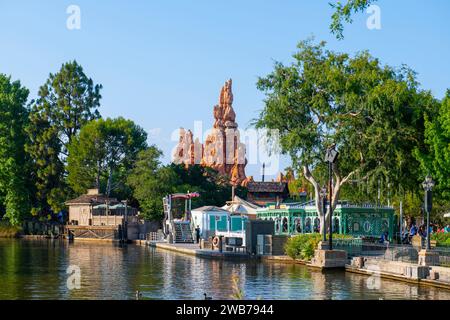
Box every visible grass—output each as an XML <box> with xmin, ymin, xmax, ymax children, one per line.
<box><xmin>0</xmin><ymin>221</ymin><xmax>22</xmax><ymax>238</ymax></box>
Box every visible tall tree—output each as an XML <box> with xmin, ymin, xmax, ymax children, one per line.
<box><xmin>128</xmin><ymin>153</ymin><xmax>246</xmax><ymax>221</ymax></box>
<box><xmin>255</xmin><ymin>39</ymin><xmax>434</xmax><ymax>233</ymax></box>
<box><xmin>67</xmin><ymin>117</ymin><xmax>148</xmax><ymax>198</ymax></box>
<box><xmin>0</xmin><ymin>75</ymin><xmax>31</xmax><ymax>225</ymax></box>
<box><xmin>127</xmin><ymin>147</ymin><xmax>179</xmax><ymax>220</ymax></box>
<box><xmin>330</xmin><ymin>0</ymin><xmax>377</xmax><ymax>39</ymax></box>
<box><xmin>416</xmin><ymin>91</ymin><xmax>450</xmax><ymax>202</ymax></box>
<box><xmin>26</xmin><ymin>61</ymin><xmax>102</xmax><ymax>216</ymax></box>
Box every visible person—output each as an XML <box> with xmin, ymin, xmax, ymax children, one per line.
<box><xmin>402</xmin><ymin>227</ymin><xmax>410</xmax><ymax>244</ymax></box>
<box><xmin>445</xmin><ymin>225</ymin><xmax>450</xmax><ymax>233</ymax></box>
<box><xmin>195</xmin><ymin>225</ymin><xmax>201</xmax><ymax>244</ymax></box>
<box><xmin>378</xmin><ymin>231</ymin><xmax>389</xmax><ymax>244</ymax></box>
<box><xmin>418</xmin><ymin>225</ymin><xmax>425</xmax><ymax>238</ymax></box>
<box><xmin>410</xmin><ymin>224</ymin><xmax>417</xmax><ymax>237</ymax></box>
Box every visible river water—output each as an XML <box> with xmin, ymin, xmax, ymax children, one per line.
<box><xmin>0</xmin><ymin>239</ymin><xmax>449</xmax><ymax>300</ymax></box>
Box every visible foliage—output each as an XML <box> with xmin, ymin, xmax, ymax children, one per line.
<box><xmin>330</xmin><ymin>0</ymin><xmax>377</xmax><ymax>40</ymax></box>
<box><xmin>67</xmin><ymin>117</ymin><xmax>147</xmax><ymax>198</ymax></box>
<box><xmin>415</xmin><ymin>91</ymin><xmax>450</xmax><ymax>202</ymax></box>
<box><xmin>26</xmin><ymin>61</ymin><xmax>102</xmax><ymax>216</ymax></box>
<box><xmin>0</xmin><ymin>75</ymin><xmax>32</xmax><ymax>225</ymax></box>
<box><xmin>285</xmin><ymin>233</ymin><xmax>352</xmax><ymax>261</ymax></box>
<box><xmin>128</xmin><ymin>152</ymin><xmax>246</xmax><ymax>221</ymax></box>
<box><xmin>255</xmin><ymin>39</ymin><xmax>436</xmax><ymax>230</ymax></box>
<box><xmin>127</xmin><ymin>147</ymin><xmax>179</xmax><ymax>220</ymax></box>
<box><xmin>230</xmin><ymin>273</ymin><xmax>245</xmax><ymax>300</ymax></box>
<box><xmin>0</xmin><ymin>221</ymin><xmax>22</xmax><ymax>238</ymax></box>
<box><xmin>431</xmin><ymin>233</ymin><xmax>450</xmax><ymax>247</ymax></box>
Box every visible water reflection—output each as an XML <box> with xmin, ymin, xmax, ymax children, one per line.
<box><xmin>0</xmin><ymin>239</ymin><xmax>449</xmax><ymax>300</ymax></box>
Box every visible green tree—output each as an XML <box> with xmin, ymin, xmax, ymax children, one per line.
<box><xmin>128</xmin><ymin>154</ymin><xmax>246</xmax><ymax>221</ymax></box>
<box><xmin>416</xmin><ymin>91</ymin><xmax>450</xmax><ymax>203</ymax></box>
<box><xmin>0</xmin><ymin>75</ymin><xmax>31</xmax><ymax>225</ymax></box>
<box><xmin>255</xmin><ymin>39</ymin><xmax>434</xmax><ymax>232</ymax></box>
<box><xmin>330</xmin><ymin>0</ymin><xmax>377</xmax><ymax>39</ymax></box>
<box><xmin>67</xmin><ymin>117</ymin><xmax>148</xmax><ymax>198</ymax></box>
<box><xmin>127</xmin><ymin>147</ymin><xmax>179</xmax><ymax>220</ymax></box>
<box><xmin>26</xmin><ymin>61</ymin><xmax>102</xmax><ymax>216</ymax></box>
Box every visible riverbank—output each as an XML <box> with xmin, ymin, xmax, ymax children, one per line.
<box><xmin>0</xmin><ymin>223</ymin><xmax>22</xmax><ymax>238</ymax></box>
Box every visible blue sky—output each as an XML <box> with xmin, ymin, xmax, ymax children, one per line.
<box><xmin>1</xmin><ymin>0</ymin><xmax>449</xmax><ymax>180</ymax></box>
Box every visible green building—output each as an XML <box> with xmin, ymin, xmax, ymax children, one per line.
<box><xmin>256</xmin><ymin>201</ymin><xmax>395</xmax><ymax>240</ymax></box>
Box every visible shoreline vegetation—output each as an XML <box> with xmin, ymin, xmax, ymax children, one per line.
<box><xmin>0</xmin><ymin>222</ymin><xmax>22</xmax><ymax>238</ymax></box>
<box><xmin>284</xmin><ymin>234</ymin><xmax>353</xmax><ymax>261</ymax></box>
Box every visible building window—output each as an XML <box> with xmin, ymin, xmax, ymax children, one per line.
<box><xmin>305</xmin><ymin>217</ymin><xmax>312</xmax><ymax>233</ymax></box>
<box><xmin>333</xmin><ymin>218</ymin><xmax>340</xmax><ymax>233</ymax></box>
<box><xmin>282</xmin><ymin>217</ymin><xmax>288</xmax><ymax>233</ymax></box>
<box><xmin>295</xmin><ymin>218</ymin><xmax>302</xmax><ymax>233</ymax></box>
<box><xmin>313</xmin><ymin>218</ymin><xmax>320</xmax><ymax>233</ymax></box>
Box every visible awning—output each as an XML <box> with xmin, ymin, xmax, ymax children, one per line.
<box><xmin>92</xmin><ymin>204</ymin><xmax>108</xmax><ymax>209</ymax></box>
<box><xmin>109</xmin><ymin>203</ymin><xmax>133</xmax><ymax>210</ymax></box>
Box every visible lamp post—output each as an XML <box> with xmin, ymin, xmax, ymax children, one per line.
<box><xmin>422</xmin><ymin>175</ymin><xmax>435</xmax><ymax>250</ymax></box>
<box><xmin>325</xmin><ymin>144</ymin><xmax>339</xmax><ymax>250</ymax></box>
<box><xmin>320</xmin><ymin>186</ymin><xmax>327</xmax><ymax>243</ymax></box>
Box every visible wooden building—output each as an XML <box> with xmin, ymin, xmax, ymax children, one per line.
<box><xmin>65</xmin><ymin>189</ymin><xmax>139</xmax><ymax>240</ymax></box>
<box><xmin>246</xmin><ymin>182</ymin><xmax>290</xmax><ymax>207</ymax></box>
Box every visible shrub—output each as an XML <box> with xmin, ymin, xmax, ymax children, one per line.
<box><xmin>284</xmin><ymin>233</ymin><xmax>353</xmax><ymax>261</ymax></box>
<box><xmin>431</xmin><ymin>233</ymin><xmax>450</xmax><ymax>247</ymax></box>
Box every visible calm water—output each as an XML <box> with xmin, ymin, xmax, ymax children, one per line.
<box><xmin>0</xmin><ymin>239</ymin><xmax>449</xmax><ymax>300</ymax></box>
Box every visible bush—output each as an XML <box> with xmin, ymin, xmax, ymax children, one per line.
<box><xmin>431</xmin><ymin>233</ymin><xmax>450</xmax><ymax>247</ymax></box>
<box><xmin>0</xmin><ymin>221</ymin><xmax>22</xmax><ymax>238</ymax></box>
<box><xmin>284</xmin><ymin>233</ymin><xmax>353</xmax><ymax>261</ymax></box>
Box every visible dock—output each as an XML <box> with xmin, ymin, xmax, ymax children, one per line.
<box><xmin>135</xmin><ymin>241</ymin><xmax>257</xmax><ymax>261</ymax></box>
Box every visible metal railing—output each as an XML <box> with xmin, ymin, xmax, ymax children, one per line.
<box><xmin>432</xmin><ymin>246</ymin><xmax>450</xmax><ymax>267</ymax></box>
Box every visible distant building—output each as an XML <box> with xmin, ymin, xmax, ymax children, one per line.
<box><xmin>64</xmin><ymin>188</ymin><xmax>144</xmax><ymax>241</ymax></box>
<box><xmin>246</xmin><ymin>182</ymin><xmax>290</xmax><ymax>207</ymax></box>
<box><xmin>256</xmin><ymin>201</ymin><xmax>395</xmax><ymax>240</ymax></box>
<box><xmin>65</xmin><ymin>188</ymin><xmax>138</xmax><ymax>226</ymax></box>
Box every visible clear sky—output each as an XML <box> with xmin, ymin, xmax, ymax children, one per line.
<box><xmin>1</xmin><ymin>0</ymin><xmax>449</xmax><ymax>180</ymax></box>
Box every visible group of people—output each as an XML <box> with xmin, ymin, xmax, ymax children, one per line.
<box><xmin>401</xmin><ymin>218</ymin><xmax>450</xmax><ymax>244</ymax></box>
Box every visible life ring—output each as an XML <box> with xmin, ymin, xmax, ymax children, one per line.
<box><xmin>212</xmin><ymin>236</ymin><xmax>220</xmax><ymax>248</ymax></box>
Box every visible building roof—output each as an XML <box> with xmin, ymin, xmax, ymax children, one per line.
<box><xmin>65</xmin><ymin>193</ymin><xmax>118</xmax><ymax>206</ymax></box>
<box><xmin>247</xmin><ymin>181</ymin><xmax>288</xmax><ymax>193</ymax></box>
<box><xmin>222</xmin><ymin>196</ymin><xmax>260</xmax><ymax>215</ymax></box>
<box><xmin>192</xmin><ymin>206</ymin><xmax>229</xmax><ymax>213</ymax></box>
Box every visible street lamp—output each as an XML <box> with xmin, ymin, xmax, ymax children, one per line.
<box><xmin>320</xmin><ymin>186</ymin><xmax>327</xmax><ymax>242</ymax></box>
<box><xmin>422</xmin><ymin>175</ymin><xmax>435</xmax><ymax>250</ymax></box>
<box><xmin>325</xmin><ymin>144</ymin><xmax>339</xmax><ymax>250</ymax></box>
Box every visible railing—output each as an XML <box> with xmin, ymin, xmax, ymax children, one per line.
<box><xmin>146</xmin><ymin>232</ymin><xmax>164</xmax><ymax>242</ymax></box>
<box><xmin>432</xmin><ymin>246</ymin><xmax>450</xmax><ymax>267</ymax></box>
<box><xmin>333</xmin><ymin>239</ymin><xmax>418</xmax><ymax>262</ymax></box>
<box><xmin>334</xmin><ymin>238</ymin><xmax>450</xmax><ymax>265</ymax></box>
